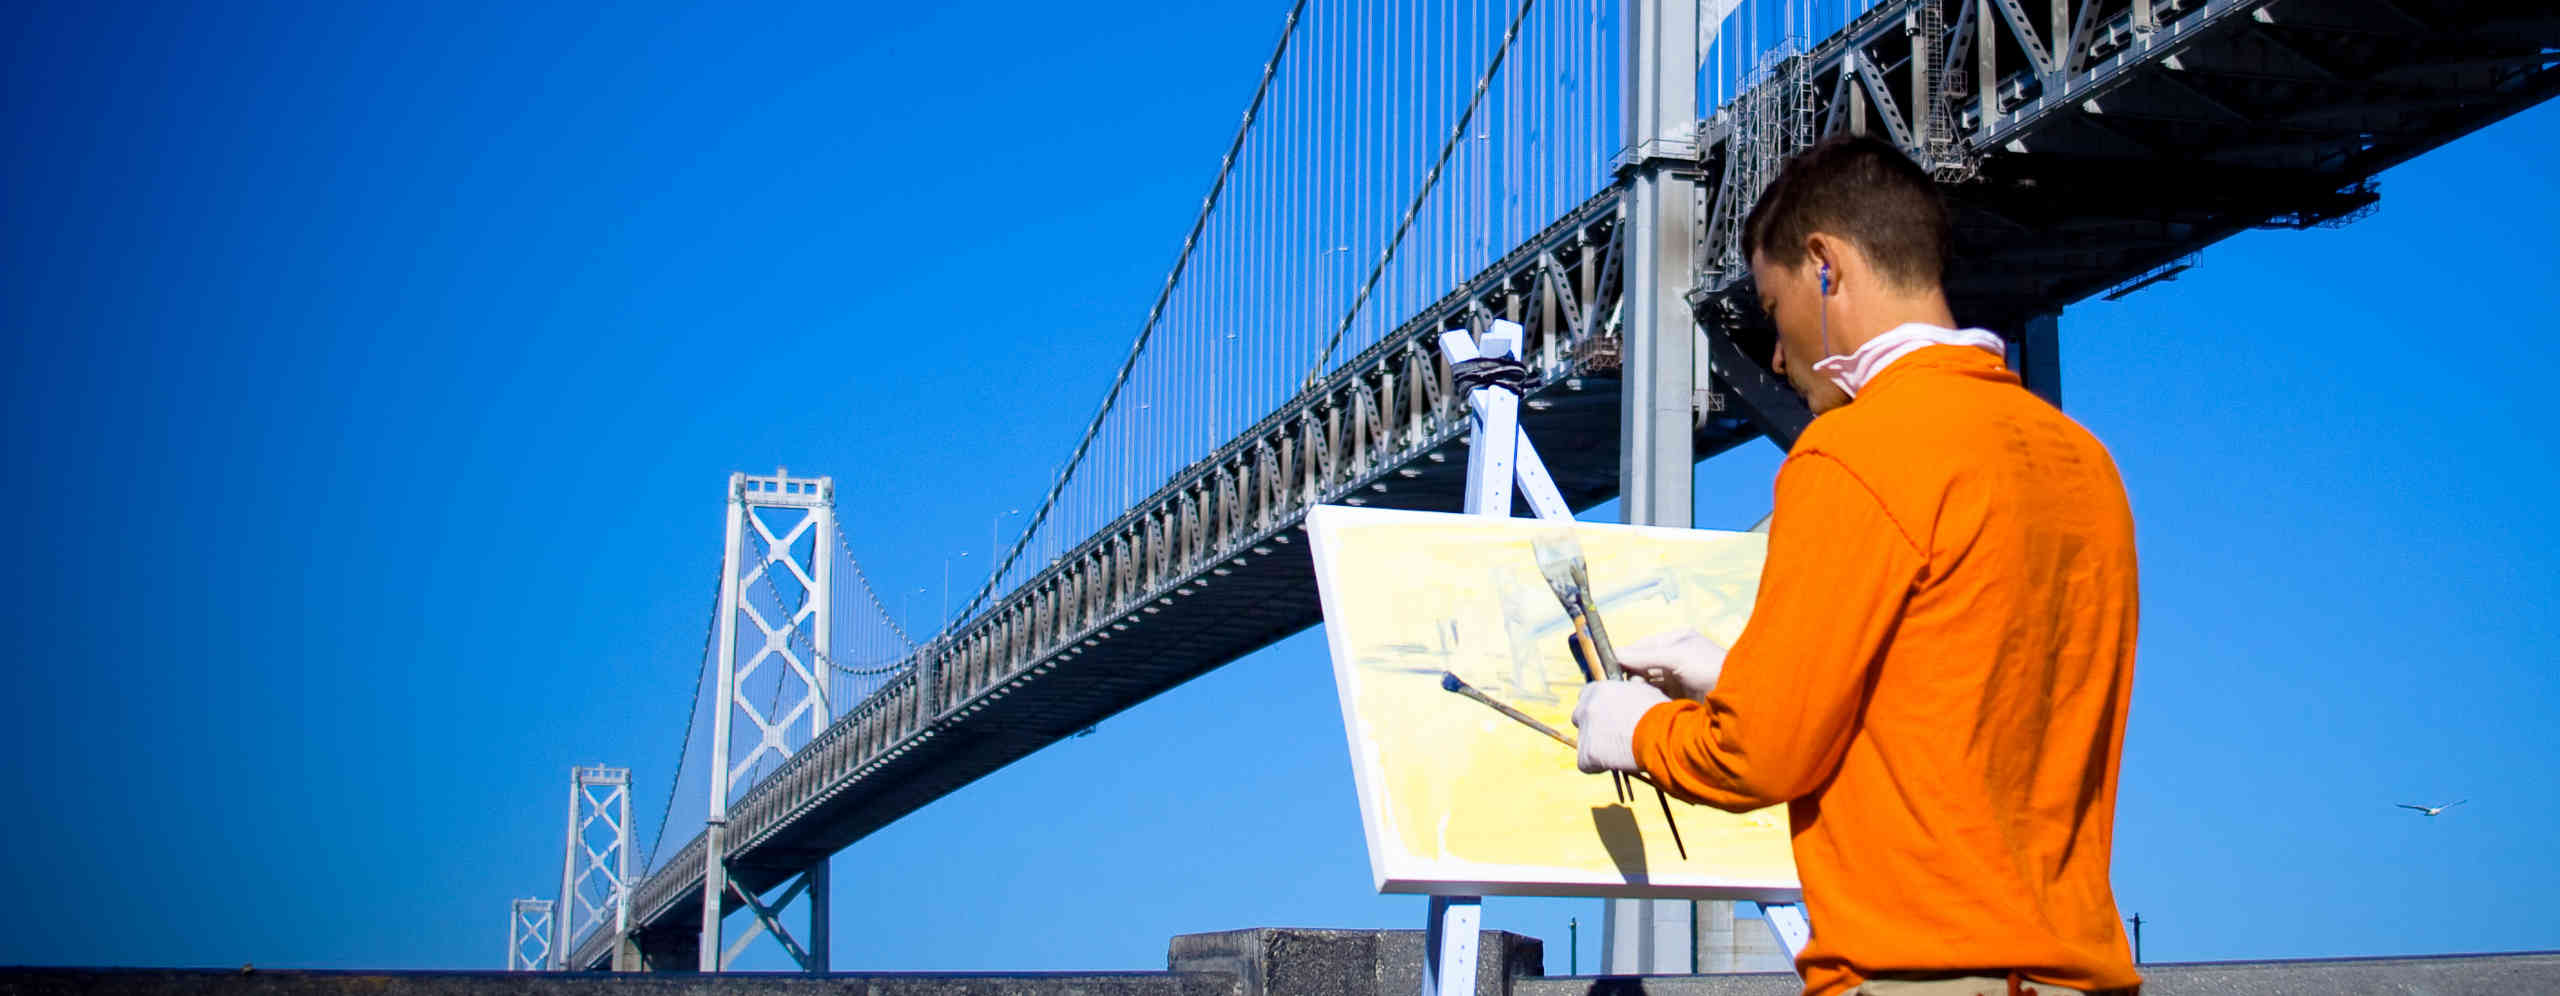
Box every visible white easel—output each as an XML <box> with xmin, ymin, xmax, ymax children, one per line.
<box><xmin>1423</xmin><ymin>320</ymin><xmax>1808</xmax><ymax>994</ymax></box>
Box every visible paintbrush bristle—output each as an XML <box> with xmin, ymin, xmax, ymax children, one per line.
<box><xmin>1530</xmin><ymin>527</ymin><xmax>1585</xmax><ymax>580</ymax></box>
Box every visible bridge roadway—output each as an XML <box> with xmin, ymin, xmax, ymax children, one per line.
<box><xmin>581</xmin><ymin>0</ymin><xmax>2557</xmax><ymax>968</ymax></box>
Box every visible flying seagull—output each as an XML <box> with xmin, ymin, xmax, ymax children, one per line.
<box><xmin>2396</xmin><ymin>800</ymin><xmax>2466</xmax><ymax>817</ymax></box>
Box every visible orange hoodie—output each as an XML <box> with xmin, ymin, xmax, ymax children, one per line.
<box><xmin>1632</xmin><ymin>345</ymin><xmax>2142</xmax><ymax>995</ymax></box>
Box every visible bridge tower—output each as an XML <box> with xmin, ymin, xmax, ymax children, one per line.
<box><xmin>507</xmin><ymin>898</ymin><xmax>554</xmax><ymax>971</ymax></box>
<box><xmin>554</xmin><ymin>764</ymin><xmax>633</xmax><ymax>970</ymax></box>
<box><xmin>700</xmin><ymin>468</ymin><xmax>835</xmax><ymax>972</ymax></box>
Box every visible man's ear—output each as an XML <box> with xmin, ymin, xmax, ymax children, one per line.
<box><xmin>1802</xmin><ymin>233</ymin><xmax>1842</xmax><ymax>294</ymax></box>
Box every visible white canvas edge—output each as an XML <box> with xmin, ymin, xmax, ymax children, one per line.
<box><xmin>1379</xmin><ymin>876</ymin><xmax>1802</xmax><ymax>903</ymax></box>
<box><xmin>1305</xmin><ymin>504</ymin><xmax>1401</xmax><ymax>894</ymax></box>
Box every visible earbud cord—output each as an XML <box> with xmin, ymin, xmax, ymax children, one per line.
<box><xmin>1818</xmin><ymin>263</ymin><xmax>1834</xmax><ymax>359</ymax></box>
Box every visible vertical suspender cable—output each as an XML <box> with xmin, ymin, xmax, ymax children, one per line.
<box><xmin>1303</xmin><ymin>0</ymin><xmax>1543</xmax><ymax>386</ymax></box>
<box><xmin>957</xmin><ymin>0</ymin><xmax>1314</xmax><ymax>626</ymax></box>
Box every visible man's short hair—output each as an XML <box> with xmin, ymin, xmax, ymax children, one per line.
<box><xmin>1740</xmin><ymin>134</ymin><xmax>1951</xmax><ymax>291</ymax></box>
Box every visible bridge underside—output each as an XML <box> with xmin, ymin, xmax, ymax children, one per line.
<box><xmin>589</xmin><ymin>0</ymin><xmax>2556</xmax><ymax>969</ymax></box>
<box><xmin>1955</xmin><ymin>0</ymin><xmax>2556</xmax><ymax>323</ymax></box>
<box><xmin>1695</xmin><ymin>0</ymin><xmax>2554</xmax><ymax>442</ymax></box>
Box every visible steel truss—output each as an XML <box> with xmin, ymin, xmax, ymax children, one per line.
<box><xmin>699</xmin><ymin>469</ymin><xmax>835</xmax><ymax>973</ymax></box>
<box><xmin>1690</xmin><ymin>0</ymin><xmax>2560</xmax><ymax>444</ymax></box>
<box><xmin>508</xmin><ymin>898</ymin><xmax>554</xmax><ymax>972</ymax></box>
<box><xmin>555</xmin><ymin>765</ymin><xmax>632</xmax><ymax>969</ymax></box>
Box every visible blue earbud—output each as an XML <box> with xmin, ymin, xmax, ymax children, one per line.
<box><xmin>1817</xmin><ymin>262</ymin><xmax>1835</xmax><ymax>360</ymax></box>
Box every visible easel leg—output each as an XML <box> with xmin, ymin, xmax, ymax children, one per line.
<box><xmin>1419</xmin><ymin>320</ymin><xmax>1515</xmax><ymax>996</ymax></box>
<box><xmin>1423</xmin><ymin>894</ymin><xmax>1482</xmax><ymax>996</ymax></box>
<box><xmin>1761</xmin><ymin>902</ymin><xmax>1811</xmax><ymax>961</ymax></box>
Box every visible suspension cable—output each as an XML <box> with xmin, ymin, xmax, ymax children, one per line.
<box><xmin>747</xmin><ymin>521</ymin><xmax>911</xmax><ymax>685</ymax></box>
<box><xmin>832</xmin><ymin>517</ymin><xmax>915</xmax><ymax>650</ymax></box>
<box><xmin>642</xmin><ymin>563</ymin><xmax>723</xmax><ymax>873</ymax></box>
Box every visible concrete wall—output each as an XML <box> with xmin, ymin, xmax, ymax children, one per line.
<box><xmin>0</xmin><ymin>968</ymin><xmax>1239</xmax><ymax>996</ymax></box>
<box><xmin>1169</xmin><ymin>927</ymin><xmax>1543</xmax><ymax>996</ymax></box>
<box><xmin>1692</xmin><ymin>905</ymin><xmax>1790</xmax><ymax>974</ymax></box>
<box><xmin>5</xmin><ymin>936</ymin><xmax>2553</xmax><ymax>995</ymax></box>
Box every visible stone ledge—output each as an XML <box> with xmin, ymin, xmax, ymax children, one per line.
<box><xmin>1514</xmin><ymin>951</ymin><xmax>2560</xmax><ymax>995</ymax></box>
<box><xmin>9</xmin><ymin>945</ymin><xmax>2554</xmax><ymax>995</ymax></box>
<box><xmin>1168</xmin><ymin>927</ymin><xmax>1543</xmax><ymax>996</ymax></box>
<box><xmin>0</xmin><ymin>968</ymin><xmax>1240</xmax><ymax>996</ymax></box>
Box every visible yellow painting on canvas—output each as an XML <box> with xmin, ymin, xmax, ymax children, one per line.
<box><xmin>1308</xmin><ymin>504</ymin><xmax>1800</xmax><ymax>900</ymax></box>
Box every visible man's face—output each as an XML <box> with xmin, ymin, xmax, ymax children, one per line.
<box><xmin>1750</xmin><ymin>250</ymin><xmax>1850</xmax><ymax>414</ymax></box>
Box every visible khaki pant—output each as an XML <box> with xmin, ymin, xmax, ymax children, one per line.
<box><xmin>1854</xmin><ymin>976</ymin><xmax>2135</xmax><ymax>996</ymax></box>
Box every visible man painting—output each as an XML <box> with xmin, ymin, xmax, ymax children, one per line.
<box><xmin>1572</xmin><ymin>134</ymin><xmax>2144</xmax><ymax>996</ymax></box>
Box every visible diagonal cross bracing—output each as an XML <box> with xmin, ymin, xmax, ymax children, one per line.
<box><xmin>508</xmin><ymin>898</ymin><xmax>553</xmax><ymax>971</ymax></box>
<box><xmin>696</xmin><ymin>470</ymin><xmax>837</xmax><ymax>973</ymax></box>
<box><xmin>554</xmin><ymin>766</ymin><xmax>629</xmax><ymax>965</ymax></box>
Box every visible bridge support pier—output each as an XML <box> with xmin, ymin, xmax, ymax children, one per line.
<box><xmin>807</xmin><ymin>859</ymin><xmax>831</xmax><ymax>972</ymax></box>
<box><xmin>697</xmin><ymin>821</ymin><xmax>727</xmax><ymax>972</ymax></box>
<box><xmin>714</xmin><ymin>862</ymin><xmax>829</xmax><ymax>971</ymax></box>
<box><xmin>1616</xmin><ymin>0</ymin><xmax>1719</xmax><ymax>974</ymax></box>
<box><xmin>2014</xmin><ymin>312</ymin><xmax>2062</xmax><ymax>407</ymax></box>
<box><xmin>1617</xmin><ymin>0</ymin><xmax>1699</xmax><ymax>530</ymax></box>
<box><xmin>635</xmin><ymin>929</ymin><xmax>695</xmax><ymax>972</ymax></box>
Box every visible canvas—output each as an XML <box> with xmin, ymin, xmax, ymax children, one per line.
<box><xmin>1307</xmin><ymin>503</ymin><xmax>1801</xmax><ymax>900</ymax></box>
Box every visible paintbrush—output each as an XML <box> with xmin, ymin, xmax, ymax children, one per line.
<box><xmin>1528</xmin><ymin>528</ymin><xmax>1690</xmax><ymax>843</ymax></box>
<box><xmin>1442</xmin><ymin>672</ymin><xmax>1576</xmax><ymax>748</ymax></box>
<box><xmin>1440</xmin><ymin>671</ymin><xmax>1689</xmax><ymax>859</ymax></box>
<box><xmin>1560</xmin><ymin>634</ymin><xmax>1628</xmax><ymax>804</ymax></box>
<box><xmin>1532</xmin><ymin>528</ymin><xmax>1624</xmax><ymax>679</ymax></box>
<box><xmin>1532</xmin><ymin>527</ymin><xmax>1629</xmax><ymax>803</ymax></box>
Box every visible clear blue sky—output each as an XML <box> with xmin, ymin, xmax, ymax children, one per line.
<box><xmin>5</xmin><ymin>0</ymin><xmax>2555</xmax><ymax>975</ymax></box>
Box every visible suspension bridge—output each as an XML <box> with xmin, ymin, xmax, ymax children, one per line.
<box><xmin>504</xmin><ymin>0</ymin><xmax>2559</xmax><ymax>974</ymax></box>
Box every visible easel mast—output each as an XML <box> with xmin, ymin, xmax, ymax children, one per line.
<box><xmin>1421</xmin><ymin>321</ymin><xmax>1808</xmax><ymax>992</ymax></box>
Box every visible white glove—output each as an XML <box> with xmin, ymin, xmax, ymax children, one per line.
<box><xmin>1617</xmin><ymin>628</ymin><xmax>1728</xmax><ymax>701</ymax></box>
<box><xmin>1573</xmin><ymin>679</ymin><xmax>1668</xmax><ymax>774</ymax></box>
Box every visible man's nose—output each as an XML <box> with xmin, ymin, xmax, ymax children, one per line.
<box><xmin>1770</xmin><ymin>342</ymin><xmax>1786</xmax><ymax>377</ymax></box>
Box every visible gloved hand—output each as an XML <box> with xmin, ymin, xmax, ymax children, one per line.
<box><xmin>1573</xmin><ymin>679</ymin><xmax>1668</xmax><ymax>774</ymax></box>
<box><xmin>1617</xmin><ymin>628</ymin><xmax>1728</xmax><ymax>701</ymax></box>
